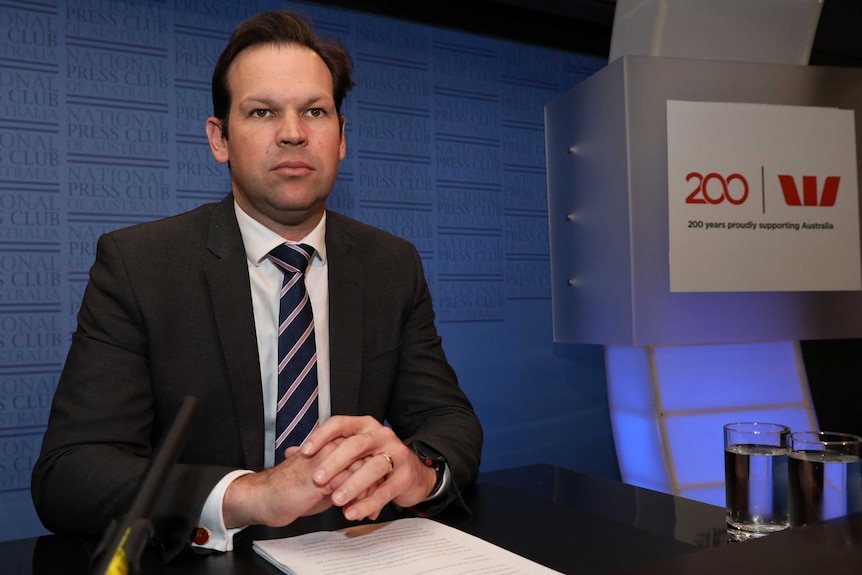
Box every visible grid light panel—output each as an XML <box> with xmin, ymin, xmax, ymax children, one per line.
<box><xmin>606</xmin><ymin>341</ymin><xmax>818</xmax><ymax>507</ymax></box>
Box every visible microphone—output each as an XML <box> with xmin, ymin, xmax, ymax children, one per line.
<box><xmin>89</xmin><ymin>396</ymin><xmax>199</xmax><ymax>575</ymax></box>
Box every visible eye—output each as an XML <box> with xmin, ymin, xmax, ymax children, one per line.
<box><xmin>305</xmin><ymin>108</ymin><xmax>325</xmax><ymax>118</ymax></box>
<box><xmin>252</xmin><ymin>109</ymin><xmax>272</xmax><ymax>118</ymax></box>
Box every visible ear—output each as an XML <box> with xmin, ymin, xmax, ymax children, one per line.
<box><xmin>206</xmin><ymin>117</ymin><xmax>229</xmax><ymax>164</ymax></box>
<box><xmin>338</xmin><ymin>115</ymin><xmax>347</xmax><ymax>161</ymax></box>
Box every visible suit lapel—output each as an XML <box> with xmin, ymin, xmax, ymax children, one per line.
<box><xmin>203</xmin><ymin>197</ymin><xmax>265</xmax><ymax>470</ymax></box>
<box><xmin>326</xmin><ymin>212</ymin><xmax>363</xmax><ymax>416</ymax></box>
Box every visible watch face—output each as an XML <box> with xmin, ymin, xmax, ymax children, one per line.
<box><xmin>412</xmin><ymin>441</ymin><xmax>447</xmax><ymax>498</ymax></box>
<box><xmin>413</xmin><ymin>440</ymin><xmax>445</xmax><ymax>467</ymax></box>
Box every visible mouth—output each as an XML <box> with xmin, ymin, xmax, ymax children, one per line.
<box><xmin>273</xmin><ymin>159</ymin><xmax>313</xmax><ymax>175</ymax></box>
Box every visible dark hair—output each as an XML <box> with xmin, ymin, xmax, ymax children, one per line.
<box><xmin>211</xmin><ymin>11</ymin><xmax>355</xmax><ymax>138</ymax></box>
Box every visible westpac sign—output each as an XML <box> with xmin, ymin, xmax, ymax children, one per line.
<box><xmin>667</xmin><ymin>101</ymin><xmax>860</xmax><ymax>292</ymax></box>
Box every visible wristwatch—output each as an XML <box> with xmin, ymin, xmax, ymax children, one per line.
<box><xmin>411</xmin><ymin>440</ymin><xmax>447</xmax><ymax>497</ymax></box>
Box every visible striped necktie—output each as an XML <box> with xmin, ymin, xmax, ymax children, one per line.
<box><xmin>268</xmin><ymin>243</ymin><xmax>319</xmax><ymax>464</ymax></box>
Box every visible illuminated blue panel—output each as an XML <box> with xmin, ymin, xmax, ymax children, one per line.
<box><xmin>606</xmin><ymin>345</ymin><xmax>669</xmax><ymax>492</ymax></box>
<box><xmin>654</xmin><ymin>342</ymin><xmax>805</xmax><ymax>412</ymax></box>
<box><xmin>605</xmin><ymin>346</ymin><xmax>652</xmax><ymax>413</ymax></box>
<box><xmin>665</xmin><ymin>408</ymin><xmax>816</xmax><ymax>487</ymax></box>
<box><xmin>608</xmin><ymin>341</ymin><xmax>818</xmax><ymax>506</ymax></box>
<box><xmin>609</xmin><ymin>411</ymin><xmax>670</xmax><ymax>493</ymax></box>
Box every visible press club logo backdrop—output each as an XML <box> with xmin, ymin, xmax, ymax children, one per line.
<box><xmin>0</xmin><ymin>0</ymin><xmax>605</xmax><ymax>539</ymax></box>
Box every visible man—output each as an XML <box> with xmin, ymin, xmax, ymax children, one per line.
<box><xmin>31</xmin><ymin>10</ymin><xmax>482</xmax><ymax>557</ymax></box>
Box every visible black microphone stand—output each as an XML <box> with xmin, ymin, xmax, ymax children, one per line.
<box><xmin>89</xmin><ymin>396</ymin><xmax>199</xmax><ymax>575</ymax></box>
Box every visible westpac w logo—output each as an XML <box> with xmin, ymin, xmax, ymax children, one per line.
<box><xmin>777</xmin><ymin>175</ymin><xmax>840</xmax><ymax>207</ymax></box>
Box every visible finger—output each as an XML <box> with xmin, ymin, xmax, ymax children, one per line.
<box><xmin>327</xmin><ymin>456</ymin><xmax>369</xmax><ymax>490</ymax></box>
<box><xmin>281</xmin><ymin>445</ymin><xmax>301</xmax><ymax>460</ymax></box>
<box><xmin>337</xmin><ymin>463</ymin><xmax>384</xmax><ymax>502</ymax></box>
<box><xmin>341</xmin><ymin>479</ymin><xmax>395</xmax><ymax>521</ymax></box>
<box><xmin>353</xmin><ymin>480</ymin><xmax>383</xmax><ymax>507</ymax></box>
<box><xmin>326</xmin><ymin>458</ymin><xmax>368</xmax><ymax>493</ymax></box>
<box><xmin>311</xmin><ymin>432</ymin><xmax>381</xmax><ymax>486</ymax></box>
<box><xmin>277</xmin><ymin>441</ymin><xmax>336</xmax><ymax>469</ymax></box>
<box><xmin>301</xmin><ymin>415</ymin><xmax>377</xmax><ymax>455</ymax></box>
<box><xmin>333</xmin><ymin>479</ymin><xmax>380</xmax><ymax>507</ymax></box>
<box><xmin>331</xmin><ymin>451</ymin><xmax>395</xmax><ymax>509</ymax></box>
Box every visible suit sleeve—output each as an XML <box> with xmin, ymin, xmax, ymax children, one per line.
<box><xmin>31</xmin><ymin>232</ymin><xmax>235</xmax><ymax>559</ymax></box>
<box><xmin>379</xmin><ymin>243</ymin><xmax>484</xmax><ymax>501</ymax></box>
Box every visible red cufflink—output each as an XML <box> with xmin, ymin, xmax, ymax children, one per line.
<box><xmin>191</xmin><ymin>527</ymin><xmax>211</xmax><ymax>545</ymax></box>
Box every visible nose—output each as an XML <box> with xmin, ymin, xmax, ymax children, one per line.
<box><xmin>278</xmin><ymin>112</ymin><xmax>306</xmax><ymax>145</ymax></box>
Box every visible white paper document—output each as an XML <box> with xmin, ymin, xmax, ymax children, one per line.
<box><xmin>253</xmin><ymin>517</ymin><xmax>563</xmax><ymax>575</ymax></box>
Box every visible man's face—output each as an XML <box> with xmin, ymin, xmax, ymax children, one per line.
<box><xmin>206</xmin><ymin>43</ymin><xmax>346</xmax><ymax>238</ymax></box>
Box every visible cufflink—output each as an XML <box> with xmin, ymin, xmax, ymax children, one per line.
<box><xmin>191</xmin><ymin>526</ymin><xmax>210</xmax><ymax>546</ymax></box>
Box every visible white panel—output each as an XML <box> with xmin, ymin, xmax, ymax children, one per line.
<box><xmin>610</xmin><ymin>0</ymin><xmax>822</xmax><ymax>65</ymax></box>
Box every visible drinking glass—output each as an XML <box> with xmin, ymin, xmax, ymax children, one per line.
<box><xmin>788</xmin><ymin>431</ymin><xmax>862</xmax><ymax>526</ymax></box>
<box><xmin>724</xmin><ymin>422</ymin><xmax>790</xmax><ymax>541</ymax></box>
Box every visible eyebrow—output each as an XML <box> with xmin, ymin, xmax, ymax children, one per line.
<box><xmin>239</xmin><ymin>94</ymin><xmax>334</xmax><ymax>109</ymax></box>
<box><xmin>239</xmin><ymin>96</ymin><xmax>277</xmax><ymax>108</ymax></box>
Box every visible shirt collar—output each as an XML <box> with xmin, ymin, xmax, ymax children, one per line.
<box><xmin>234</xmin><ymin>202</ymin><xmax>327</xmax><ymax>267</ymax></box>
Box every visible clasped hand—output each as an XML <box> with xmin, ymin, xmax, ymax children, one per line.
<box><xmin>223</xmin><ymin>415</ymin><xmax>436</xmax><ymax>529</ymax></box>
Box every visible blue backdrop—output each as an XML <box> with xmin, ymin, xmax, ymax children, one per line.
<box><xmin>0</xmin><ymin>0</ymin><xmax>614</xmax><ymax>540</ymax></box>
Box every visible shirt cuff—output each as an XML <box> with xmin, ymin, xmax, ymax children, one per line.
<box><xmin>192</xmin><ymin>469</ymin><xmax>254</xmax><ymax>552</ymax></box>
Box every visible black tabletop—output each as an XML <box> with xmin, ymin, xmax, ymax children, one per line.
<box><xmin>616</xmin><ymin>510</ymin><xmax>862</xmax><ymax>575</ymax></box>
<box><xmin>11</xmin><ymin>464</ymin><xmax>849</xmax><ymax>575</ymax></box>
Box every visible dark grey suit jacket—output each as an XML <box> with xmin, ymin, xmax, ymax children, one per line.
<box><xmin>31</xmin><ymin>195</ymin><xmax>482</xmax><ymax>555</ymax></box>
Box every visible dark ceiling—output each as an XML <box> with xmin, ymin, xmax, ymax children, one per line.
<box><xmin>306</xmin><ymin>0</ymin><xmax>861</xmax><ymax>67</ymax></box>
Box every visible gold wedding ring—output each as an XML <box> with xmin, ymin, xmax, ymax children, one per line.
<box><xmin>380</xmin><ymin>452</ymin><xmax>394</xmax><ymax>472</ymax></box>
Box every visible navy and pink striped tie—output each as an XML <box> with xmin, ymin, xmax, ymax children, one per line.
<box><xmin>268</xmin><ymin>243</ymin><xmax>319</xmax><ymax>464</ymax></box>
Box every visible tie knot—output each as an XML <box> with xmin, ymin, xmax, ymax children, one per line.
<box><xmin>269</xmin><ymin>243</ymin><xmax>314</xmax><ymax>275</ymax></box>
